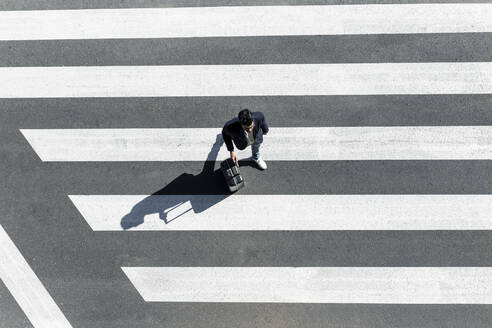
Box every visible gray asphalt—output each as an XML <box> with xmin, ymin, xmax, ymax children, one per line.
<box><xmin>0</xmin><ymin>280</ymin><xmax>33</xmax><ymax>328</ymax></box>
<box><xmin>2</xmin><ymin>1</ymin><xmax>492</xmax><ymax>327</ymax></box>
<box><xmin>4</xmin><ymin>33</ymin><xmax>492</xmax><ymax>66</ymax></box>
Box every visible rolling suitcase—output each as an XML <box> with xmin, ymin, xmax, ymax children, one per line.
<box><xmin>220</xmin><ymin>158</ymin><xmax>245</xmax><ymax>192</ymax></box>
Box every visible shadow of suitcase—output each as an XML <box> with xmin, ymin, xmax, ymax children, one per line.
<box><xmin>220</xmin><ymin>158</ymin><xmax>245</xmax><ymax>193</ymax></box>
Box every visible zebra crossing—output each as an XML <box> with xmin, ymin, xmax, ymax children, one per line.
<box><xmin>122</xmin><ymin>267</ymin><xmax>492</xmax><ymax>303</ymax></box>
<box><xmin>2</xmin><ymin>63</ymin><xmax>492</xmax><ymax>97</ymax></box>
<box><xmin>1</xmin><ymin>2</ymin><xmax>492</xmax><ymax>327</ymax></box>
<box><xmin>68</xmin><ymin>195</ymin><xmax>492</xmax><ymax>231</ymax></box>
<box><xmin>1</xmin><ymin>4</ymin><xmax>492</xmax><ymax>40</ymax></box>
<box><xmin>20</xmin><ymin>126</ymin><xmax>492</xmax><ymax>161</ymax></box>
<box><xmin>0</xmin><ymin>225</ymin><xmax>72</xmax><ymax>327</ymax></box>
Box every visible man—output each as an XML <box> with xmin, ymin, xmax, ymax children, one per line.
<box><xmin>221</xmin><ymin>109</ymin><xmax>269</xmax><ymax>170</ymax></box>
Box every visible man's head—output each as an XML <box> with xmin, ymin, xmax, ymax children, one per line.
<box><xmin>238</xmin><ymin>109</ymin><xmax>254</xmax><ymax>132</ymax></box>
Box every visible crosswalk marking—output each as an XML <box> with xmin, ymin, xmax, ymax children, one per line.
<box><xmin>1</xmin><ymin>4</ymin><xmax>492</xmax><ymax>41</ymax></box>
<box><xmin>0</xmin><ymin>225</ymin><xmax>72</xmax><ymax>327</ymax></box>
<box><xmin>2</xmin><ymin>63</ymin><xmax>492</xmax><ymax>98</ymax></box>
<box><xmin>21</xmin><ymin>126</ymin><xmax>492</xmax><ymax>161</ymax></box>
<box><xmin>122</xmin><ymin>267</ymin><xmax>492</xmax><ymax>303</ymax></box>
<box><xmin>3</xmin><ymin>1</ymin><xmax>492</xmax><ymax>323</ymax></box>
<box><xmin>69</xmin><ymin>195</ymin><xmax>492</xmax><ymax>231</ymax></box>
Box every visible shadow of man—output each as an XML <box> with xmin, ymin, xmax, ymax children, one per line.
<box><xmin>120</xmin><ymin>133</ymin><xmax>247</xmax><ymax>230</ymax></box>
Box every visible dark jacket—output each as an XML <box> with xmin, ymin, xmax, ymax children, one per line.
<box><xmin>221</xmin><ymin>111</ymin><xmax>269</xmax><ymax>152</ymax></box>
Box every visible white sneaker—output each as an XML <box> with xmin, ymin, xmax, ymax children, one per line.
<box><xmin>253</xmin><ymin>157</ymin><xmax>267</xmax><ymax>170</ymax></box>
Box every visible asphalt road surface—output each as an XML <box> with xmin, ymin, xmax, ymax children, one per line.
<box><xmin>1</xmin><ymin>1</ymin><xmax>492</xmax><ymax>327</ymax></box>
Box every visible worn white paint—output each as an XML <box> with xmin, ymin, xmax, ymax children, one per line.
<box><xmin>1</xmin><ymin>4</ymin><xmax>492</xmax><ymax>40</ymax></box>
<box><xmin>70</xmin><ymin>194</ymin><xmax>492</xmax><ymax>231</ymax></box>
<box><xmin>1</xmin><ymin>63</ymin><xmax>492</xmax><ymax>98</ymax></box>
<box><xmin>0</xmin><ymin>225</ymin><xmax>72</xmax><ymax>327</ymax></box>
<box><xmin>20</xmin><ymin>126</ymin><xmax>492</xmax><ymax>161</ymax></box>
<box><xmin>122</xmin><ymin>266</ymin><xmax>492</xmax><ymax>303</ymax></box>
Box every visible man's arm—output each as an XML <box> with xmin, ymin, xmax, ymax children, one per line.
<box><xmin>260</xmin><ymin>112</ymin><xmax>269</xmax><ymax>134</ymax></box>
<box><xmin>221</xmin><ymin>125</ymin><xmax>234</xmax><ymax>152</ymax></box>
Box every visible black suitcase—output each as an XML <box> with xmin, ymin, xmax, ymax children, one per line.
<box><xmin>220</xmin><ymin>158</ymin><xmax>245</xmax><ymax>192</ymax></box>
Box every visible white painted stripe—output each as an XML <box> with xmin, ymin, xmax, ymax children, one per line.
<box><xmin>2</xmin><ymin>63</ymin><xmax>492</xmax><ymax>98</ymax></box>
<box><xmin>122</xmin><ymin>267</ymin><xmax>492</xmax><ymax>303</ymax></box>
<box><xmin>0</xmin><ymin>225</ymin><xmax>72</xmax><ymax>327</ymax></box>
<box><xmin>70</xmin><ymin>195</ymin><xmax>492</xmax><ymax>231</ymax></box>
<box><xmin>21</xmin><ymin>126</ymin><xmax>492</xmax><ymax>161</ymax></box>
<box><xmin>1</xmin><ymin>4</ymin><xmax>492</xmax><ymax>40</ymax></box>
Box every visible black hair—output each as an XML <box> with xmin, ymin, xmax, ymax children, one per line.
<box><xmin>238</xmin><ymin>109</ymin><xmax>253</xmax><ymax>126</ymax></box>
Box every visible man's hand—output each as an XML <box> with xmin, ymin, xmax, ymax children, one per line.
<box><xmin>264</xmin><ymin>131</ymin><xmax>268</xmax><ymax>135</ymax></box>
<box><xmin>230</xmin><ymin>151</ymin><xmax>237</xmax><ymax>163</ymax></box>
